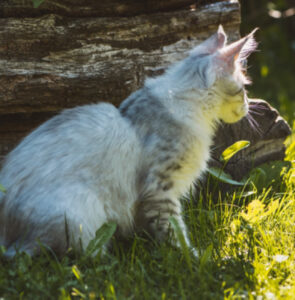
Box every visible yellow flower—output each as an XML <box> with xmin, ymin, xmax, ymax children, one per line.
<box><xmin>241</xmin><ymin>200</ymin><xmax>265</xmax><ymax>223</ymax></box>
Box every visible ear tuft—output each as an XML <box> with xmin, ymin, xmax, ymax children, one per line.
<box><xmin>216</xmin><ymin>28</ymin><xmax>259</xmax><ymax>69</ymax></box>
<box><xmin>217</xmin><ymin>24</ymin><xmax>227</xmax><ymax>49</ymax></box>
<box><xmin>218</xmin><ymin>24</ymin><xmax>225</xmax><ymax>34</ymax></box>
<box><xmin>238</xmin><ymin>28</ymin><xmax>259</xmax><ymax>62</ymax></box>
<box><xmin>217</xmin><ymin>24</ymin><xmax>227</xmax><ymax>47</ymax></box>
<box><xmin>190</xmin><ymin>24</ymin><xmax>227</xmax><ymax>56</ymax></box>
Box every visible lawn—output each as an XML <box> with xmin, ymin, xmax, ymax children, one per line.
<box><xmin>1</xmin><ymin>132</ymin><xmax>295</xmax><ymax>300</ymax></box>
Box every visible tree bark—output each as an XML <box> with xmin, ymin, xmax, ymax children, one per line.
<box><xmin>0</xmin><ymin>1</ymin><xmax>240</xmax><ymax>114</ymax></box>
<box><xmin>0</xmin><ymin>0</ymin><xmax>291</xmax><ymax>182</ymax></box>
<box><xmin>1</xmin><ymin>0</ymin><xmax>198</xmax><ymax>18</ymax></box>
<box><xmin>0</xmin><ymin>0</ymin><xmax>240</xmax><ymax>158</ymax></box>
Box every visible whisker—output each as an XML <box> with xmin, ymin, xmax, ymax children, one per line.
<box><xmin>248</xmin><ymin>108</ymin><xmax>264</xmax><ymax>116</ymax></box>
<box><xmin>247</xmin><ymin>114</ymin><xmax>256</xmax><ymax>129</ymax></box>
<box><xmin>247</xmin><ymin>118</ymin><xmax>259</xmax><ymax>134</ymax></box>
<box><xmin>248</xmin><ymin>114</ymin><xmax>260</xmax><ymax>128</ymax></box>
<box><xmin>247</xmin><ymin>113</ymin><xmax>263</xmax><ymax>136</ymax></box>
<box><xmin>249</xmin><ymin>103</ymin><xmax>269</xmax><ymax>111</ymax></box>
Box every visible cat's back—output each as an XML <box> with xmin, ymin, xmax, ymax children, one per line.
<box><xmin>0</xmin><ymin>102</ymin><xmax>141</xmax><ymax>253</ymax></box>
<box><xmin>0</xmin><ymin>102</ymin><xmax>139</xmax><ymax>200</ymax></box>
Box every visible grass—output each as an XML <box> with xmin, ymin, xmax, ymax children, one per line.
<box><xmin>1</xmin><ymin>138</ymin><xmax>295</xmax><ymax>299</ymax></box>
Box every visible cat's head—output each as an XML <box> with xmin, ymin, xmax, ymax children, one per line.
<box><xmin>206</xmin><ymin>26</ymin><xmax>258</xmax><ymax>124</ymax></box>
<box><xmin>153</xmin><ymin>26</ymin><xmax>258</xmax><ymax>124</ymax></box>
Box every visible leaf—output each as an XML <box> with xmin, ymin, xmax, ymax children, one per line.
<box><xmin>85</xmin><ymin>222</ymin><xmax>117</xmax><ymax>257</ymax></box>
<box><xmin>72</xmin><ymin>265</ymin><xmax>82</xmax><ymax>281</ymax></box>
<box><xmin>199</xmin><ymin>244</ymin><xmax>213</xmax><ymax>270</ymax></box>
<box><xmin>207</xmin><ymin>167</ymin><xmax>246</xmax><ymax>186</ymax></box>
<box><xmin>237</xmin><ymin>190</ymin><xmax>257</xmax><ymax>198</ymax></box>
<box><xmin>32</xmin><ymin>0</ymin><xmax>45</xmax><ymax>8</ymax></box>
<box><xmin>59</xmin><ymin>288</ymin><xmax>71</xmax><ymax>300</ymax></box>
<box><xmin>220</xmin><ymin>140</ymin><xmax>250</xmax><ymax>162</ymax></box>
<box><xmin>71</xmin><ymin>288</ymin><xmax>86</xmax><ymax>299</ymax></box>
<box><xmin>246</xmin><ymin>161</ymin><xmax>291</xmax><ymax>191</ymax></box>
<box><xmin>0</xmin><ymin>184</ymin><xmax>6</xmax><ymax>193</ymax></box>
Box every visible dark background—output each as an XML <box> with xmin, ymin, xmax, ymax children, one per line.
<box><xmin>240</xmin><ymin>0</ymin><xmax>295</xmax><ymax>124</ymax></box>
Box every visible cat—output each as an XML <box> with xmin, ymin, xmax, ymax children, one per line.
<box><xmin>0</xmin><ymin>25</ymin><xmax>257</xmax><ymax>257</ymax></box>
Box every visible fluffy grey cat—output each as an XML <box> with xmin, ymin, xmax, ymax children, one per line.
<box><xmin>0</xmin><ymin>26</ymin><xmax>257</xmax><ymax>257</ymax></box>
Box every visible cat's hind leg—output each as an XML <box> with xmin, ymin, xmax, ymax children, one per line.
<box><xmin>1</xmin><ymin>184</ymin><xmax>108</xmax><ymax>258</ymax></box>
<box><xmin>1</xmin><ymin>218</ymin><xmax>69</xmax><ymax>258</ymax></box>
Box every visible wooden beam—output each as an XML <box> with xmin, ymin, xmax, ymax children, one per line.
<box><xmin>0</xmin><ymin>0</ymin><xmax>197</xmax><ymax>17</ymax></box>
<box><xmin>0</xmin><ymin>1</ymin><xmax>240</xmax><ymax>114</ymax></box>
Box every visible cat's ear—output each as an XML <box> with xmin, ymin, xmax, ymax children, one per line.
<box><xmin>190</xmin><ymin>24</ymin><xmax>227</xmax><ymax>55</ymax></box>
<box><xmin>217</xmin><ymin>24</ymin><xmax>227</xmax><ymax>47</ymax></box>
<box><xmin>215</xmin><ymin>28</ymin><xmax>258</xmax><ymax>70</ymax></box>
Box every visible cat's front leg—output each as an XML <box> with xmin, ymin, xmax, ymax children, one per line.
<box><xmin>134</xmin><ymin>196</ymin><xmax>196</xmax><ymax>255</ymax></box>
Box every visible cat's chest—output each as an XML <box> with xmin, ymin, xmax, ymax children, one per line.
<box><xmin>147</xmin><ymin>135</ymin><xmax>211</xmax><ymax>197</ymax></box>
<box><xmin>171</xmin><ymin>140</ymin><xmax>210</xmax><ymax>194</ymax></box>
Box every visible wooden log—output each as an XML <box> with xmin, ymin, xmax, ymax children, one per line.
<box><xmin>0</xmin><ymin>1</ymin><xmax>240</xmax><ymax>114</ymax></box>
<box><xmin>0</xmin><ymin>0</ymin><xmax>241</xmax><ymax>158</ymax></box>
<box><xmin>0</xmin><ymin>0</ymin><xmax>196</xmax><ymax>18</ymax></box>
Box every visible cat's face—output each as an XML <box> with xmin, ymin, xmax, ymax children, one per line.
<box><xmin>214</xmin><ymin>76</ymin><xmax>248</xmax><ymax>124</ymax></box>
<box><xmin>188</xmin><ymin>26</ymin><xmax>257</xmax><ymax>124</ymax></box>
<box><xmin>210</xmin><ymin>27</ymin><xmax>257</xmax><ymax>124</ymax></box>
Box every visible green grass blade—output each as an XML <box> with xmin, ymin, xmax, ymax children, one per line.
<box><xmin>208</xmin><ymin>167</ymin><xmax>246</xmax><ymax>186</ymax></box>
<box><xmin>199</xmin><ymin>244</ymin><xmax>213</xmax><ymax>270</ymax></box>
<box><xmin>169</xmin><ymin>216</ymin><xmax>193</xmax><ymax>273</ymax></box>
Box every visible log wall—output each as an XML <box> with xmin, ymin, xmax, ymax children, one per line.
<box><xmin>0</xmin><ymin>0</ymin><xmax>240</xmax><ymax>156</ymax></box>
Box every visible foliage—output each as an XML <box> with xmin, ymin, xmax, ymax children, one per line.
<box><xmin>246</xmin><ymin>160</ymin><xmax>291</xmax><ymax>192</ymax></box>
<box><xmin>207</xmin><ymin>167</ymin><xmax>246</xmax><ymax>186</ymax></box>
<box><xmin>84</xmin><ymin>222</ymin><xmax>117</xmax><ymax>258</ymax></box>
<box><xmin>207</xmin><ymin>139</ymin><xmax>291</xmax><ymax>193</ymax></box>
<box><xmin>240</xmin><ymin>0</ymin><xmax>295</xmax><ymax>123</ymax></box>
<box><xmin>207</xmin><ymin>140</ymin><xmax>250</xmax><ymax>186</ymax></box>
<box><xmin>32</xmin><ymin>0</ymin><xmax>45</xmax><ymax>8</ymax></box>
<box><xmin>220</xmin><ymin>141</ymin><xmax>250</xmax><ymax>163</ymax></box>
<box><xmin>0</xmin><ymin>137</ymin><xmax>294</xmax><ymax>299</ymax></box>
